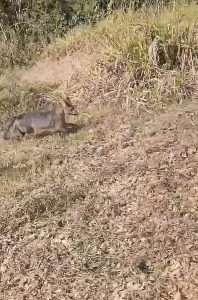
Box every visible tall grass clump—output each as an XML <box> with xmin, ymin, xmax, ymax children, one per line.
<box><xmin>1</xmin><ymin>0</ymin><xmax>198</xmax><ymax>72</ymax></box>
<box><xmin>1</xmin><ymin>1</ymin><xmax>198</xmax><ymax>116</ymax></box>
<box><xmin>0</xmin><ymin>1</ymin><xmax>69</xmax><ymax>71</ymax></box>
<box><xmin>43</xmin><ymin>1</ymin><xmax>198</xmax><ymax>111</ymax></box>
<box><xmin>48</xmin><ymin>1</ymin><xmax>198</xmax><ymax>67</ymax></box>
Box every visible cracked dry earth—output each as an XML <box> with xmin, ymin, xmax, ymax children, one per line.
<box><xmin>1</xmin><ymin>100</ymin><xmax>198</xmax><ymax>300</ymax></box>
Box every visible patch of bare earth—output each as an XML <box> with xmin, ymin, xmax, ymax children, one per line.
<box><xmin>19</xmin><ymin>52</ymin><xmax>98</xmax><ymax>86</ymax></box>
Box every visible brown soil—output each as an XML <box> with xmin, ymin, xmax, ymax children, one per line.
<box><xmin>20</xmin><ymin>52</ymin><xmax>98</xmax><ymax>86</ymax></box>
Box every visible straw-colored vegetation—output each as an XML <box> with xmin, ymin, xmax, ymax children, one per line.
<box><xmin>1</xmin><ymin>2</ymin><xmax>198</xmax><ymax>299</ymax></box>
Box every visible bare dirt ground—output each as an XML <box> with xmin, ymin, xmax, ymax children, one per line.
<box><xmin>1</xmin><ymin>55</ymin><xmax>198</xmax><ymax>299</ymax></box>
<box><xmin>19</xmin><ymin>52</ymin><xmax>98</xmax><ymax>86</ymax></box>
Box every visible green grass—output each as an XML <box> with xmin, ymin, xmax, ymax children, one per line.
<box><xmin>44</xmin><ymin>2</ymin><xmax>198</xmax><ymax>68</ymax></box>
<box><xmin>0</xmin><ymin>1</ymin><xmax>198</xmax><ymax>133</ymax></box>
<box><xmin>0</xmin><ymin>2</ymin><xmax>198</xmax><ymax>120</ymax></box>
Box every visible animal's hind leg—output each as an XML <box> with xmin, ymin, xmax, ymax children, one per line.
<box><xmin>10</xmin><ymin>122</ymin><xmax>24</xmax><ymax>140</ymax></box>
<box><xmin>14</xmin><ymin>127</ymin><xmax>25</xmax><ymax>139</ymax></box>
<box><xmin>15</xmin><ymin>122</ymin><xmax>28</xmax><ymax>137</ymax></box>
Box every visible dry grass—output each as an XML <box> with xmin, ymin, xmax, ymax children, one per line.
<box><xmin>44</xmin><ymin>2</ymin><xmax>198</xmax><ymax>68</ymax></box>
<box><xmin>1</xmin><ymin>99</ymin><xmax>198</xmax><ymax>299</ymax></box>
<box><xmin>1</xmin><ymin>2</ymin><xmax>198</xmax><ymax>300</ymax></box>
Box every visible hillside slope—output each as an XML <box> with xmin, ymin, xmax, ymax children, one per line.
<box><xmin>1</xmin><ymin>3</ymin><xmax>198</xmax><ymax>300</ymax></box>
<box><xmin>1</xmin><ymin>95</ymin><xmax>198</xmax><ymax>300</ymax></box>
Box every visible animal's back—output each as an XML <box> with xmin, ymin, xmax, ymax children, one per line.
<box><xmin>3</xmin><ymin>100</ymin><xmax>74</xmax><ymax>140</ymax></box>
<box><xmin>18</xmin><ymin>111</ymin><xmax>57</xmax><ymax>129</ymax></box>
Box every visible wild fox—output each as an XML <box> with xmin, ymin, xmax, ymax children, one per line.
<box><xmin>3</xmin><ymin>97</ymin><xmax>78</xmax><ymax>140</ymax></box>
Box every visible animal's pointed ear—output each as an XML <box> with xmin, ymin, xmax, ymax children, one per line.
<box><xmin>65</xmin><ymin>96</ymin><xmax>73</xmax><ymax>106</ymax></box>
